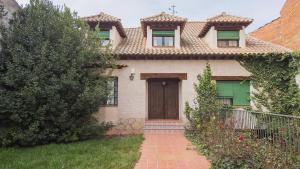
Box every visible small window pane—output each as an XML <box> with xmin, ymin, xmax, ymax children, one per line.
<box><xmin>153</xmin><ymin>37</ymin><xmax>163</xmax><ymax>46</ymax></box>
<box><xmin>218</xmin><ymin>98</ymin><xmax>233</xmax><ymax>105</ymax></box>
<box><xmin>228</xmin><ymin>40</ymin><xmax>238</xmax><ymax>47</ymax></box>
<box><xmin>101</xmin><ymin>40</ymin><xmax>110</xmax><ymax>46</ymax></box>
<box><xmin>164</xmin><ymin>37</ymin><xmax>174</xmax><ymax>46</ymax></box>
<box><xmin>106</xmin><ymin>78</ymin><xmax>118</xmax><ymax>105</ymax></box>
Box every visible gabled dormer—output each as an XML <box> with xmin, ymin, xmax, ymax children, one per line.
<box><xmin>199</xmin><ymin>12</ymin><xmax>253</xmax><ymax>48</ymax></box>
<box><xmin>140</xmin><ymin>12</ymin><xmax>187</xmax><ymax>49</ymax></box>
<box><xmin>83</xmin><ymin>12</ymin><xmax>126</xmax><ymax>49</ymax></box>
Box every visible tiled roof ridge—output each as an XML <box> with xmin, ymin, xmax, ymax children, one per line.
<box><xmin>82</xmin><ymin>12</ymin><xmax>121</xmax><ymax>22</ymax></box>
<box><xmin>140</xmin><ymin>12</ymin><xmax>187</xmax><ymax>22</ymax></box>
<box><xmin>207</xmin><ymin>12</ymin><xmax>253</xmax><ymax>23</ymax></box>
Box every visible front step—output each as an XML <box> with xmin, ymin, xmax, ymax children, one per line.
<box><xmin>144</xmin><ymin>120</ymin><xmax>185</xmax><ymax>133</ymax></box>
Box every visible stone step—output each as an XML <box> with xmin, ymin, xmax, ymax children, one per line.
<box><xmin>144</xmin><ymin>129</ymin><xmax>185</xmax><ymax>133</ymax></box>
<box><xmin>144</xmin><ymin>120</ymin><xmax>185</xmax><ymax>131</ymax></box>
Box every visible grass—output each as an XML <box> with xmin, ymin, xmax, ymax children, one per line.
<box><xmin>0</xmin><ymin>135</ymin><xmax>144</xmax><ymax>169</ymax></box>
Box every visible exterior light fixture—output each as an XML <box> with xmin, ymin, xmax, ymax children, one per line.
<box><xmin>129</xmin><ymin>68</ymin><xmax>135</xmax><ymax>81</ymax></box>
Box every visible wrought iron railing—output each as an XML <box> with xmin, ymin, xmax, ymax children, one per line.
<box><xmin>218</xmin><ymin>109</ymin><xmax>300</xmax><ymax>155</ymax></box>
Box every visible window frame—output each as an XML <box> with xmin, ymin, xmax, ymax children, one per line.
<box><xmin>104</xmin><ymin>77</ymin><xmax>118</xmax><ymax>106</ymax></box>
<box><xmin>99</xmin><ymin>30</ymin><xmax>110</xmax><ymax>46</ymax></box>
<box><xmin>217</xmin><ymin>30</ymin><xmax>240</xmax><ymax>48</ymax></box>
<box><xmin>152</xmin><ymin>30</ymin><xmax>175</xmax><ymax>47</ymax></box>
<box><xmin>216</xmin><ymin>80</ymin><xmax>250</xmax><ymax>106</ymax></box>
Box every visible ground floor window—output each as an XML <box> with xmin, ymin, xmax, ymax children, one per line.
<box><xmin>216</xmin><ymin>80</ymin><xmax>250</xmax><ymax>106</ymax></box>
<box><xmin>105</xmin><ymin>77</ymin><xmax>118</xmax><ymax>105</ymax></box>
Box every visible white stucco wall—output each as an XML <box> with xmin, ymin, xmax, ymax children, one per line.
<box><xmin>96</xmin><ymin>60</ymin><xmax>250</xmax><ymax>123</ymax></box>
<box><xmin>175</xmin><ymin>26</ymin><xmax>181</xmax><ymax>49</ymax></box>
<box><xmin>296</xmin><ymin>73</ymin><xmax>300</xmax><ymax>87</ymax></box>
<box><xmin>110</xmin><ymin>26</ymin><xmax>122</xmax><ymax>49</ymax></box>
<box><xmin>204</xmin><ymin>26</ymin><xmax>217</xmax><ymax>48</ymax></box>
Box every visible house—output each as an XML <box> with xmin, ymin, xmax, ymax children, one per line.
<box><xmin>0</xmin><ymin>0</ymin><xmax>20</xmax><ymax>26</ymax></box>
<box><xmin>251</xmin><ymin>0</ymin><xmax>300</xmax><ymax>87</ymax></box>
<box><xmin>83</xmin><ymin>12</ymin><xmax>289</xmax><ymax>134</ymax></box>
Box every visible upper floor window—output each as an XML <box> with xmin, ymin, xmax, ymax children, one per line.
<box><xmin>152</xmin><ymin>31</ymin><xmax>175</xmax><ymax>47</ymax></box>
<box><xmin>99</xmin><ymin>30</ymin><xmax>110</xmax><ymax>46</ymax></box>
<box><xmin>217</xmin><ymin>31</ymin><xmax>239</xmax><ymax>48</ymax></box>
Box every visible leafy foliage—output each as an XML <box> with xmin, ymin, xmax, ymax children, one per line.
<box><xmin>238</xmin><ymin>53</ymin><xmax>300</xmax><ymax>115</ymax></box>
<box><xmin>184</xmin><ymin>63</ymin><xmax>220</xmax><ymax>130</ymax></box>
<box><xmin>0</xmin><ymin>0</ymin><xmax>115</xmax><ymax>147</ymax></box>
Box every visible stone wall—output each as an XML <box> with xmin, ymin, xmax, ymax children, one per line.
<box><xmin>106</xmin><ymin>118</ymin><xmax>144</xmax><ymax>135</ymax></box>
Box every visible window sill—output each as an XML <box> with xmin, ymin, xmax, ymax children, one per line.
<box><xmin>152</xmin><ymin>46</ymin><xmax>175</xmax><ymax>48</ymax></box>
<box><xmin>101</xmin><ymin>105</ymin><xmax>118</xmax><ymax>107</ymax></box>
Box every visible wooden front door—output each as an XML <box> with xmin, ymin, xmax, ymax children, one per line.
<box><xmin>148</xmin><ymin>79</ymin><xmax>179</xmax><ymax>119</ymax></box>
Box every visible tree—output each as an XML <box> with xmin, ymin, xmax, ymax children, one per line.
<box><xmin>185</xmin><ymin>63</ymin><xmax>220</xmax><ymax>130</ymax></box>
<box><xmin>238</xmin><ymin>53</ymin><xmax>300</xmax><ymax>115</ymax></box>
<box><xmin>0</xmin><ymin>0</ymin><xmax>115</xmax><ymax>147</ymax></box>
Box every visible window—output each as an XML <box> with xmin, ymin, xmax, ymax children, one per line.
<box><xmin>99</xmin><ymin>30</ymin><xmax>110</xmax><ymax>46</ymax></box>
<box><xmin>217</xmin><ymin>31</ymin><xmax>239</xmax><ymax>47</ymax></box>
<box><xmin>105</xmin><ymin>77</ymin><xmax>118</xmax><ymax>105</ymax></box>
<box><xmin>216</xmin><ymin>81</ymin><xmax>250</xmax><ymax>106</ymax></box>
<box><xmin>152</xmin><ymin>31</ymin><xmax>175</xmax><ymax>47</ymax></box>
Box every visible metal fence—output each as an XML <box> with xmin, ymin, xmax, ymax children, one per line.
<box><xmin>218</xmin><ymin>109</ymin><xmax>300</xmax><ymax>154</ymax></box>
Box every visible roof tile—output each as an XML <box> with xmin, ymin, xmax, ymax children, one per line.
<box><xmin>114</xmin><ymin>22</ymin><xmax>289</xmax><ymax>57</ymax></box>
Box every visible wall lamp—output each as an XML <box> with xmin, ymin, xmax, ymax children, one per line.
<box><xmin>129</xmin><ymin>68</ymin><xmax>135</xmax><ymax>81</ymax></box>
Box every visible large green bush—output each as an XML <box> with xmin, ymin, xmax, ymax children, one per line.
<box><xmin>0</xmin><ymin>0</ymin><xmax>114</xmax><ymax>146</ymax></box>
<box><xmin>239</xmin><ymin>53</ymin><xmax>300</xmax><ymax>115</ymax></box>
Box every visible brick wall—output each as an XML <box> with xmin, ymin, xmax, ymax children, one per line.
<box><xmin>251</xmin><ymin>0</ymin><xmax>300</xmax><ymax>51</ymax></box>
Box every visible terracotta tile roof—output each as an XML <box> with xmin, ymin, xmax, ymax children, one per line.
<box><xmin>83</xmin><ymin>12</ymin><xmax>121</xmax><ymax>22</ymax></box>
<box><xmin>82</xmin><ymin>12</ymin><xmax>126</xmax><ymax>37</ymax></box>
<box><xmin>114</xmin><ymin>22</ymin><xmax>290</xmax><ymax>57</ymax></box>
<box><xmin>140</xmin><ymin>12</ymin><xmax>187</xmax><ymax>22</ymax></box>
<box><xmin>207</xmin><ymin>12</ymin><xmax>253</xmax><ymax>24</ymax></box>
<box><xmin>199</xmin><ymin>12</ymin><xmax>253</xmax><ymax>37</ymax></box>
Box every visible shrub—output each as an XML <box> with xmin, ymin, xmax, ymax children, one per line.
<box><xmin>0</xmin><ymin>0</ymin><xmax>114</xmax><ymax>147</ymax></box>
<box><xmin>184</xmin><ymin>63</ymin><xmax>220</xmax><ymax>130</ymax></box>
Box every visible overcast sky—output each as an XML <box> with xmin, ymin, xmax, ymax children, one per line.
<box><xmin>16</xmin><ymin>0</ymin><xmax>286</xmax><ymax>32</ymax></box>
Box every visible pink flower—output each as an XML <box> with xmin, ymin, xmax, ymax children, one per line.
<box><xmin>239</xmin><ymin>134</ymin><xmax>246</xmax><ymax>142</ymax></box>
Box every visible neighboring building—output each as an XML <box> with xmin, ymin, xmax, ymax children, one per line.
<box><xmin>0</xmin><ymin>0</ymin><xmax>20</xmax><ymax>26</ymax></box>
<box><xmin>83</xmin><ymin>12</ymin><xmax>289</xmax><ymax>134</ymax></box>
<box><xmin>251</xmin><ymin>0</ymin><xmax>300</xmax><ymax>51</ymax></box>
<box><xmin>251</xmin><ymin>0</ymin><xmax>300</xmax><ymax>87</ymax></box>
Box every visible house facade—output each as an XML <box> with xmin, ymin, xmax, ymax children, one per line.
<box><xmin>84</xmin><ymin>12</ymin><xmax>289</xmax><ymax>134</ymax></box>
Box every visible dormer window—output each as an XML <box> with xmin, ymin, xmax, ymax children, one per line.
<box><xmin>100</xmin><ymin>30</ymin><xmax>110</xmax><ymax>46</ymax></box>
<box><xmin>217</xmin><ymin>31</ymin><xmax>240</xmax><ymax>47</ymax></box>
<box><xmin>152</xmin><ymin>31</ymin><xmax>175</xmax><ymax>47</ymax></box>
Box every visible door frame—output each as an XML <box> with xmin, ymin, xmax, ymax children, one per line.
<box><xmin>147</xmin><ymin>78</ymin><xmax>180</xmax><ymax>120</ymax></box>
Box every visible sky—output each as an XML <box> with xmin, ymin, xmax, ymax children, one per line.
<box><xmin>15</xmin><ymin>0</ymin><xmax>286</xmax><ymax>32</ymax></box>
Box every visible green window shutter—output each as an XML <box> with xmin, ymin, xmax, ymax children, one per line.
<box><xmin>232</xmin><ymin>81</ymin><xmax>250</xmax><ymax>106</ymax></box>
<box><xmin>216</xmin><ymin>81</ymin><xmax>250</xmax><ymax>106</ymax></box>
<box><xmin>99</xmin><ymin>31</ymin><xmax>110</xmax><ymax>39</ymax></box>
<box><xmin>217</xmin><ymin>31</ymin><xmax>239</xmax><ymax>40</ymax></box>
<box><xmin>152</xmin><ymin>31</ymin><xmax>175</xmax><ymax>36</ymax></box>
<box><xmin>216</xmin><ymin>81</ymin><xmax>234</xmax><ymax>97</ymax></box>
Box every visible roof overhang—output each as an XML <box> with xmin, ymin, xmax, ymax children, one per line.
<box><xmin>141</xmin><ymin>21</ymin><xmax>186</xmax><ymax>37</ymax></box>
<box><xmin>87</xmin><ymin>21</ymin><xmax>127</xmax><ymax>38</ymax></box>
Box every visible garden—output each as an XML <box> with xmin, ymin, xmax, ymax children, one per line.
<box><xmin>185</xmin><ymin>58</ymin><xmax>300</xmax><ymax>169</ymax></box>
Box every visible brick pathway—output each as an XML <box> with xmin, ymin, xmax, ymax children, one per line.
<box><xmin>134</xmin><ymin>132</ymin><xmax>210</xmax><ymax>169</ymax></box>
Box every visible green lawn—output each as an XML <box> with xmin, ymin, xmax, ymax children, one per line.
<box><xmin>0</xmin><ymin>135</ymin><xmax>143</xmax><ymax>169</ymax></box>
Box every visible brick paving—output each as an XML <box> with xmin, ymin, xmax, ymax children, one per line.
<box><xmin>134</xmin><ymin>132</ymin><xmax>210</xmax><ymax>169</ymax></box>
